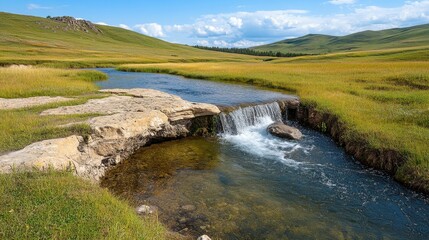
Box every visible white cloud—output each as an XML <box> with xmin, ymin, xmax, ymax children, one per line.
<box><xmin>329</xmin><ymin>0</ymin><xmax>356</xmax><ymax>5</ymax></box>
<box><xmin>27</xmin><ymin>3</ymin><xmax>52</xmax><ymax>10</ymax></box>
<box><xmin>196</xmin><ymin>39</ymin><xmax>266</xmax><ymax>48</ymax></box>
<box><xmin>132</xmin><ymin>1</ymin><xmax>429</xmax><ymax>47</ymax></box>
<box><xmin>196</xmin><ymin>40</ymin><xmax>209</xmax><ymax>46</ymax></box>
<box><xmin>134</xmin><ymin>23</ymin><xmax>165</xmax><ymax>37</ymax></box>
<box><xmin>119</xmin><ymin>24</ymin><xmax>131</xmax><ymax>30</ymax></box>
<box><xmin>228</xmin><ymin>17</ymin><xmax>243</xmax><ymax>28</ymax></box>
<box><xmin>95</xmin><ymin>22</ymin><xmax>109</xmax><ymax>26</ymax></box>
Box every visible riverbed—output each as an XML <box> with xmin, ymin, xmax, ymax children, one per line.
<box><xmin>97</xmin><ymin>69</ymin><xmax>429</xmax><ymax>239</ymax></box>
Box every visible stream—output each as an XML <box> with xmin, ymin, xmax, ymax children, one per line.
<box><xmin>97</xmin><ymin>68</ymin><xmax>429</xmax><ymax>239</ymax></box>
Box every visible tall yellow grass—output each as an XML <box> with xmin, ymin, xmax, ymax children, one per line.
<box><xmin>0</xmin><ymin>66</ymin><xmax>105</xmax><ymax>98</ymax></box>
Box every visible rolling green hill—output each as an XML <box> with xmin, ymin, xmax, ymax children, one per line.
<box><xmin>252</xmin><ymin>24</ymin><xmax>429</xmax><ymax>54</ymax></box>
<box><xmin>0</xmin><ymin>12</ymin><xmax>252</xmax><ymax>66</ymax></box>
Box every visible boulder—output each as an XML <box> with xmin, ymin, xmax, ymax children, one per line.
<box><xmin>0</xmin><ymin>136</ymin><xmax>84</xmax><ymax>173</ymax></box>
<box><xmin>267</xmin><ymin>122</ymin><xmax>302</xmax><ymax>140</ymax></box>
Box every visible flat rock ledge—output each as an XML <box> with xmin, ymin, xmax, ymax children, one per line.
<box><xmin>0</xmin><ymin>96</ymin><xmax>73</xmax><ymax>110</ymax></box>
<box><xmin>0</xmin><ymin>88</ymin><xmax>220</xmax><ymax>180</ymax></box>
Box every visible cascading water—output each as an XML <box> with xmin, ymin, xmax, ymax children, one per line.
<box><xmin>218</xmin><ymin>102</ymin><xmax>309</xmax><ymax>166</ymax></box>
<box><xmin>219</xmin><ymin>102</ymin><xmax>283</xmax><ymax>134</ymax></box>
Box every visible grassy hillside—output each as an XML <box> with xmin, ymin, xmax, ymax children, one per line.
<box><xmin>253</xmin><ymin>24</ymin><xmax>429</xmax><ymax>54</ymax></box>
<box><xmin>0</xmin><ymin>12</ymin><xmax>254</xmax><ymax>67</ymax></box>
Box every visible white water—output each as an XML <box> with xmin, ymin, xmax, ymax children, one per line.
<box><xmin>219</xmin><ymin>102</ymin><xmax>283</xmax><ymax>134</ymax></box>
<box><xmin>219</xmin><ymin>102</ymin><xmax>310</xmax><ymax>168</ymax></box>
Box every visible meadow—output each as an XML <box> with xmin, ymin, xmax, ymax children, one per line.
<box><xmin>1</xmin><ymin>11</ymin><xmax>429</xmax><ymax>239</ymax></box>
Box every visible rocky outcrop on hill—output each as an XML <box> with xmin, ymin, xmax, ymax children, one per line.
<box><xmin>48</xmin><ymin>16</ymin><xmax>103</xmax><ymax>34</ymax></box>
<box><xmin>0</xmin><ymin>89</ymin><xmax>220</xmax><ymax>180</ymax></box>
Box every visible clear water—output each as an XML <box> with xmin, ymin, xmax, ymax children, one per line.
<box><xmin>95</xmin><ymin>68</ymin><xmax>295</xmax><ymax>106</ymax></box>
<box><xmin>99</xmin><ymin>69</ymin><xmax>429</xmax><ymax>239</ymax></box>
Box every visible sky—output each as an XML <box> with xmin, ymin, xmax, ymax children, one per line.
<box><xmin>2</xmin><ymin>0</ymin><xmax>429</xmax><ymax>47</ymax></box>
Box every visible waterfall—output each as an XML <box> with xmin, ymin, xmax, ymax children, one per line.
<box><xmin>219</xmin><ymin>102</ymin><xmax>283</xmax><ymax>135</ymax></box>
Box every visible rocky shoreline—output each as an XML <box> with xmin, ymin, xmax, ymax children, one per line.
<box><xmin>0</xmin><ymin>88</ymin><xmax>220</xmax><ymax>180</ymax></box>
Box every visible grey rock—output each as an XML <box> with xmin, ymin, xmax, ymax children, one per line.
<box><xmin>181</xmin><ymin>204</ymin><xmax>197</xmax><ymax>212</ymax></box>
<box><xmin>136</xmin><ymin>205</ymin><xmax>157</xmax><ymax>215</ymax></box>
<box><xmin>197</xmin><ymin>235</ymin><xmax>212</xmax><ymax>240</ymax></box>
<box><xmin>178</xmin><ymin>217</ymin><xmax>188</xmax><ymax>224</ymax></box>
<box><xmin>267</xmin><ymin>122</ymin><xmax>302</xmax><ymax>140</ymax></box>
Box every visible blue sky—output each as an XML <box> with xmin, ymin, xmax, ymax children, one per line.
<box><xmin>2</xmin><ymin>0</ymin><xmax>429</xmax><ymax>47</ymax></box>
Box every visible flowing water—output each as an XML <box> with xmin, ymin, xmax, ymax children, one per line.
<box><xmin>95</xmin><ymin>68</ymin><xmax>295</xmax><ymax>106</ymax></box>
<box><xmin>98</xmin><ymin>69</ymin><xmax>429</xmax><ymax>239</ymax></box>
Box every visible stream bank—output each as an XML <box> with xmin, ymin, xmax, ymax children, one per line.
<box><xmin>295</xmin><ymin>104</ymin><xmax>428</xmax><ymax>194</ymax></box>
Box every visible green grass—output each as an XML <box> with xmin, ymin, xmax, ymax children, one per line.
<box><xmin>0</xmin><ymin>170</ymin><xmax>165</xmax><ymax>239</ymax></box>
<box><xmin>0</xmin><ymin>66</ymin><xmax>107</xmax><ymax>98</ymax></box>
<box><xmin>0</xmin><ymin>65</ymin><xmax>113</xmax><ymax>153</ymax></box>
<box><xmin>253</xmin><ymin>24</ymin><xmax>429</xmax><ymax>54</ymax></box>
<box><xmin>0</xmin><ymin>66</ymin><xmax>110</xmax><ymax>153</ymax></box>
<box><xmin>0</xmin><ymin>102</ymin><xmax>93</xmax><ymax>154</ymax></box>
<box><xmin>118</xmin><ymin>58</ymin><xmax>429</xmax><ymax>191</ymax></box>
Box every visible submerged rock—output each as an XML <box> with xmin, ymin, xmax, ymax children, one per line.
<box><xmin>136</xmin><ymin>205</ymin><xmax>157</xmax><ymax>215</ymax></box>
<box><xmin>197</xmin><ymin>235</ymin><xmax>212</xmax><ymax>240</ymax></box>
<box><xmin>181</xmin><ymin>204</ymin><xmax>197</xmax><ymax>212</ymax></box>
<box><xmin>267</xmin><ymin>122</ymin><xmax>302</xmax><ymax>140</ymax></box>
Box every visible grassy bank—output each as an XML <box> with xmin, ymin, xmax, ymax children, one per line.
<box><xmin>0</xmin><ymin>101</ymin><xmax>96</xmax><ymax>153</ymax></box>
<box><xmin>0</xmin><ymin>66</ymin><xmax>106</xmax><ymax>98</ymax></box>
<box><xmin>0</xmin><ymin>66</ymin><xmax>109</xmax><ymax>153</ymax></box>
<box><xmin>0</xmin><ymin>66</ymin><xmax>107</xmax><ymax>153</ymax></box>
<box><xmin>0</xmin><ymin>171</ymin><xmax>165</xmax><ymax>239</ymax></box>
<box><xmin>118</xmin><ymin>59</ymin><xmax>429</xmax><ymax>192</ymax></box>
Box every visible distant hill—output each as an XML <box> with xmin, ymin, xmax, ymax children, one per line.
<box><xmin>252</xmin><ymin>24</ymin><xmax>429</xmax><ymax>54</ymax></box>
<box><xmin>0</xmin><ymin>12</ymin><xmax>249</xmax><ymax>66</ymax></box>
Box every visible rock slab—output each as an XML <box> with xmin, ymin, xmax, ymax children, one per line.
<box><xmin>0</xmin><ymin>88</ymin><xmax>220</xmax><ymax>180</ymax></box>
<box><xmin>0</xmin><ymin>96</ymin><xmax>73</xmax><ymax>110</ymax></box>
